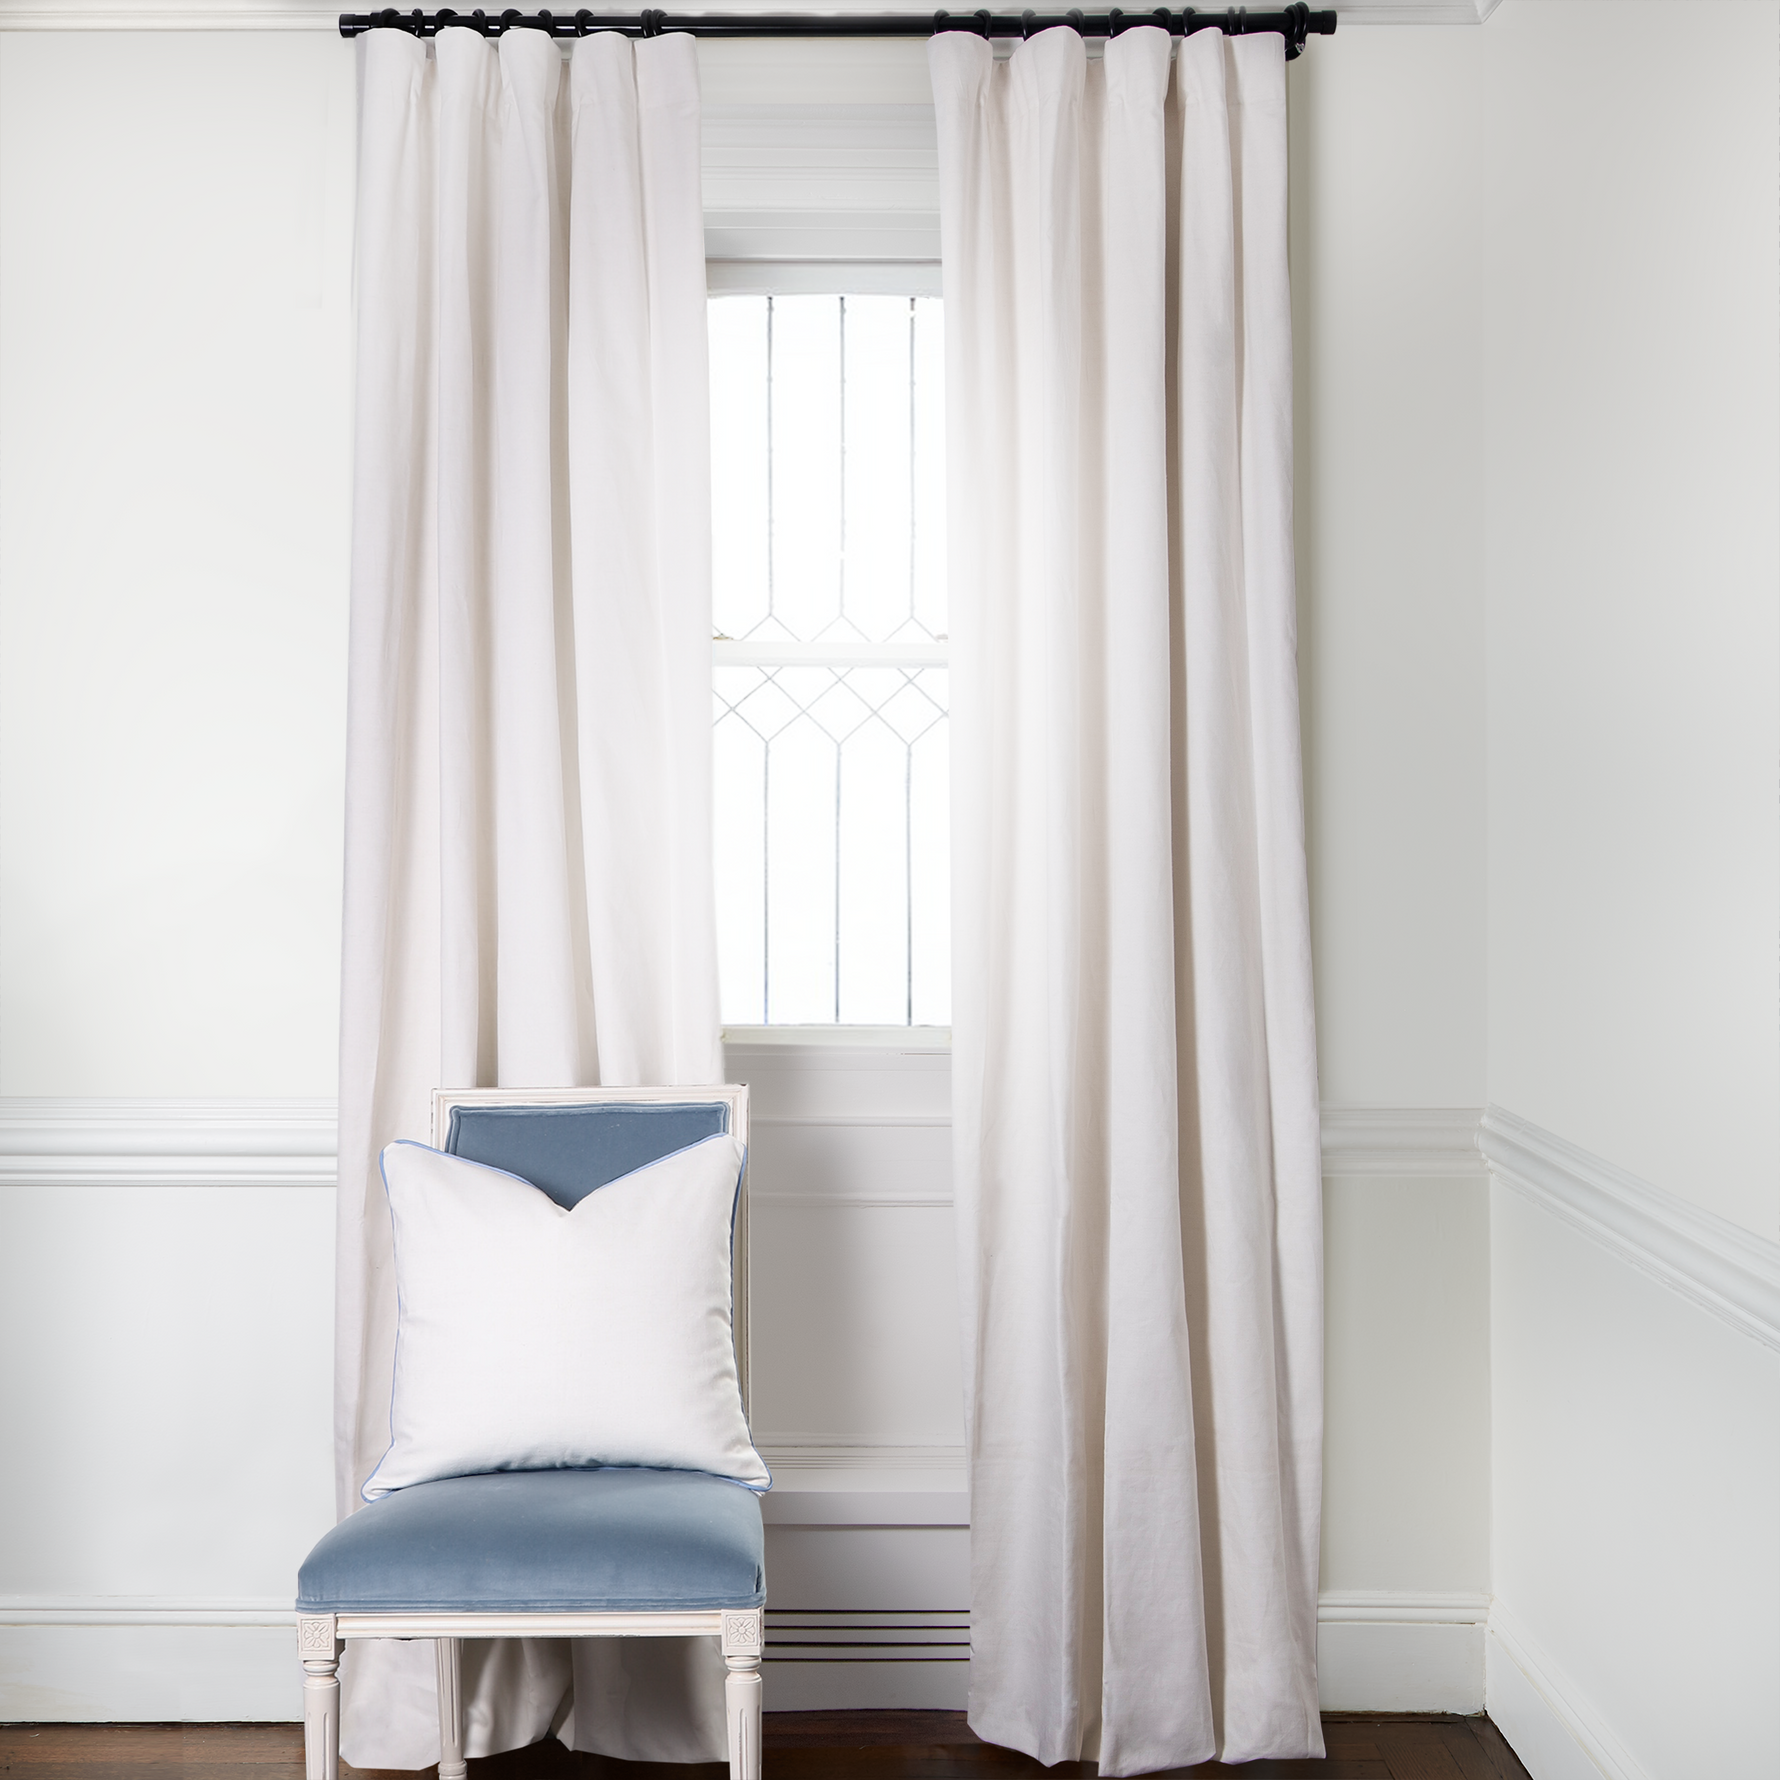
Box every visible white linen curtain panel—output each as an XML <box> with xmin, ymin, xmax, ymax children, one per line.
<box><xmin>931</xmin><ymin>25</ymin><xmax>1322</xmax><ymax>1774</ymax></box>
<box><xmin>335</xmin><ymin>25</ymin><xmax>724</xmax><ymax>1768</ymax></box>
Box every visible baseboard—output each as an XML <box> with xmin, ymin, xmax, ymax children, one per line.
<box><xmin>0</xmin><ymin>1608</ymin><xmax>973</xmax><ymax>1720</ymax></box>
<box><xmin>1315</xmin><ymin>1594</ymin><xmax>1488</xmax><ymax>1713</ymax></box>
<box><xmin>764</xmin><ymin>1611</ymin><xmax>969</xmax><ymax>1710</ymax></box>
<box><xmin>1486</xmin><ymin>1603</ymin><xmax>1653</xmax><ymax>1780</ymax></box>
<box><xmin>0</xmin><ymin>1591</ymin><xmax>1490</xmax><ymax>1722</ymax></box>
<box><xmin>757</xmin><ymin>1662</ymin><xmax>969</xmax><ymax>1710</ymax></box>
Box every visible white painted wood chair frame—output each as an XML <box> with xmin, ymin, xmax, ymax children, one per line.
<box><xmin>299</xmin><ymin>1086</ymin><xmax>762</xmax><ymax>1780</ymax></box>
<box><xmin>297</xmin><ymin>1608</ymin><xmax>764</xmax><ymax>1780</ymax></box>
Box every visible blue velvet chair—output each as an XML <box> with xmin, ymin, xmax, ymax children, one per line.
<box><xmin>295</xmin><ymin>1088</ymin><xmax>764</xmax><ymax>1780</ymax></box>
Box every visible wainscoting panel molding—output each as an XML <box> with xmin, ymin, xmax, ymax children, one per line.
<box><xmin>1479</xmin><ymin>1105</ymin><xmax>1780</xmax><ymax>1352</ymax></box>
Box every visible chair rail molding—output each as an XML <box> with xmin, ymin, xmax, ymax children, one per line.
<box><xmin>0</xmin><ymin>1098</ymin><xmax>337</xmax><ymax>1188</ymax></box>
<box><xmin>1479</xmin><ymin>1105</ymin><xmax>1780</xmax><ymax>1353</ymax></box>
<box><xmin>1318</xmin><ymin>1106</ymin><xmax>1485</xmax><ymax>1176</ymax></box>
<box><xmin>3</xmin><ymin>1098</ymin><xmax>1504</xmax><ymax>1189</ymax></box>
<box><xmin>1317</xmin><ymin>1590</ymin><xmax>1490</xmax><ymax>1626</ymax></box>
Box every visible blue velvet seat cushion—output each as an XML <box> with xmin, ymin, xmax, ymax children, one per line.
<box><xmin>296</xmin><ymin>1468</ymin><xmax>765</xmax><ymax>1613</ymax></box>
<box><xmin>444</xmin><ymin>1101</ymin><xmax>730</xmax><ymax>1210</ymax></box>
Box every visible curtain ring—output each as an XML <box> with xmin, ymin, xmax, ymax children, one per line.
<box><xmin>1020</xmin><ymin>8</ymin><xmax>1036</xmax><ymax>35</ymax></box>
<box><xmin>498</xmin><ymin>9</ymin><xmax>522</xmax><ymax>35</ymax></box>
<box><xmin>1067</xmin><ymin>7</ymin><xmax>1084</xmax><ymax>31</ymax></box>
<box><xmin>433</xmin><ymin>6</ymin><xmax>458</xmax><ymax>33</ymax></box>
<box><xmin>1282</xmin><ymin>0</ymin><xmax>1308</xmax><ymax>57</ymax></box>
<box><xmin>1108</xmin><ymin>6</ymin><xmax>1125</xmax><ymax>35</ymax></box>
<box><xmin>974</xmin><ymin>9</ymin><xmax>992</xmax><ymax>37</ymax></box>
<box><xmin>640</xmin><ymin>7</ymin><xmax>665</xmax><ymax>33</ymax></box>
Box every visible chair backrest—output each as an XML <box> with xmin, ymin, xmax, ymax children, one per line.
<box><xmin>430</xmin><ymin>1085</ymin><xmax>753</xmax><ymax>1405</ymax></box>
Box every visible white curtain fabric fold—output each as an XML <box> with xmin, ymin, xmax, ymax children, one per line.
<box><xmin>336</xmin><ymin>25</ymin><xmax>723</xmax><ymax>1766</ymax></box>
<box><xmin>931</xmin><ymin>26</ymin><xmax>1323</xmax><ymax>1774</ymax></box>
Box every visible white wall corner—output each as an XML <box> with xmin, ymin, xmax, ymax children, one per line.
<box><xmin>1487</xmin><ymin>1603</ymin><xmax>1654</xmax><ymax>1780</ymax></box>
<box><xmin>1319</xmin><ymin>1105</ymin><xmax>1485</xmax><ymax>1176</ymax></box>
<box><xmin>1478</xmin><ymin>1106</ymin><xmax>1780</xmax><ymax>1352</ymax></box>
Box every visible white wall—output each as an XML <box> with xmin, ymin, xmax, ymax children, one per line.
<box><xmin>1290</xmin><ymin>23</ymin><xmax>1495</xmax><ymax>1710</ymax></box>
<box><xmin>1490</xmin><ymin>1185</ymin><xmax>1780</xmax><ymax>1780</ymax></box>
<box><xmin>1293</xmin><ymin>20</ymin><xmax>1487</xmax><ymax>1112</ymax></box>
<box><xmin>1484</xmin><ymin>0</ymin><xmax>1780</xmax><ymax>1243</ymax></box>
<box><xmin>13</xmin><ymin>11</ymin><xmax>1777</xmax><ymax>1772</ymax></box>
<box><xmin>1478</xmin><ymin>7</ymin><xmax>1780</xmax><ymax>1777</ymax></box>
<box><xmin>0</xmin><ymin>24</ymin><xmax>354</xmax><ymax>1724</ymax></box>
<box><xmin>0</xmin><ymin>19</ymin><xmax>1500</xmax><ymax>1729</ymax></box>
<box><xmin>0</xmin><ymin>30</ymin><xmax>353</xmax><ymax>1100</ymax></box>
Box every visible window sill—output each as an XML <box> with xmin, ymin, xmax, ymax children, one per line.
<box><xmin>721</xmin><ymin>1024</ymin><xmax>951</xmax><ymax>1052</ymax></box>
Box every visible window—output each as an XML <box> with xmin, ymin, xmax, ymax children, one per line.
<box><xmin>709</xmin><ymin>293</ymin><xmax>949</xmax><ymax>1028</ymax></box>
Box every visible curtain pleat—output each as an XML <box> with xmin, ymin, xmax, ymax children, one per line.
<box><xmin>932</xmin><ymin>26</ymin><xmax>1322</xmax><ymax>1773</ymax></box>
<box><xmin>335</xmin><ymin>26</ymin><xmax>723</xmax><ymax>1768</ymax></box>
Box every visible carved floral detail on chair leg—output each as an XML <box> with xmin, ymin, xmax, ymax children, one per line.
<box><xmin>297</xmin><ymin>1615</ymin><xmax>342</xmax><ymax>1780</ymax></box>
<box><xmin>435</xmin><ymin>1637</ymin><xmax>467</xmax><ymax>1780</ymax></box>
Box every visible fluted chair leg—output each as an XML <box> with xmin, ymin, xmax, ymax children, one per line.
<box><xmin>436</xmin><ymin>1637</ymin><xmax>467</xmax><ymax>1780</ymax></box>
<box><xmin>298</xmin><ymin>1616</ymin><xmax>341</xmax><ymax>1780</ymax></box>
<box><xmin>721</xmin><ymin>1609</ymin><xmax>763</xmax><ymax>1780</ymax></box>
<box><xmin>724</xmin><ymin>1655</ymin><xmax>762</xmax><ymax>1780</ymax></box>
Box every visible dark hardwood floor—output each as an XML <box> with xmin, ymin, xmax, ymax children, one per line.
<box><xmin>0</xmin><ymin>1714</ymin><xmax>1532</xmax><ymax>1780</ymax></box>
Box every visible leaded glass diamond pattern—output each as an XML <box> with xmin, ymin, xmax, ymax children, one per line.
<box><xmin>710</xmin><ymin>293</ymin><xmax>949</xmax><ymax>1027</ymax></box>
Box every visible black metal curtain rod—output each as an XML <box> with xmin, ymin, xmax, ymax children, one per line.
<box><xmin>337</xmin><ymin>6</ymin><xmax>1336</xmax><ymax>56</ymax></box>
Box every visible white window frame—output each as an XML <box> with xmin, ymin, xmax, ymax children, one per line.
<box><xmin>702</xmin><ymin>39</ymin><xmax>948</xmax><ymax>1050</ymax></box>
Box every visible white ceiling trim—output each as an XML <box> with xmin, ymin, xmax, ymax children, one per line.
<box><xmin>1337</xmin><ymin>2</ymin><xmax>1495</xmax><ymax>22</ymax></box>
<box><xmin>0</xmin><ymin>0</ymin><xmax>1500</xmax><ymax>29</ymax></box>
<box><xmin>0</xmin><ymin>0</ymin><xmax>341</xmax><ymax>23</ymax></box>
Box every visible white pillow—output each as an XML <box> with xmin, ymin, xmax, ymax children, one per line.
<box><xmin>363</xmin><ymin>1133</ymin><xmax>768</xmax><ymax>1499</ymax></box>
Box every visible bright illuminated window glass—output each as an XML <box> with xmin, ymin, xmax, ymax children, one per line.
<box><xmin>709</xmin><ymin>294</ymin><xmax>949</xmax><ymax>1027</ymax></box>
